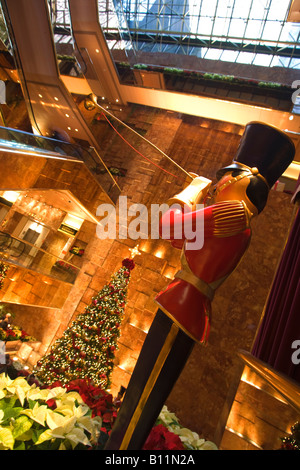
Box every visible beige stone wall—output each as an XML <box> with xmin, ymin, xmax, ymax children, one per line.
<box><xmin>219</xmin><ymin>366</ymin><xmax>300</xmax><ymax>450</ymax></box>
<box><xmin>0</xmin><ymin>265</ymin><xmax>72</xmax><ymax>308</ymax></box>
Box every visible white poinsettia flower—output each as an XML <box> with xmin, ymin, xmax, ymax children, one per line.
<box><xmin>0</xmin><ymin>373</ymin><xmax>13</xmax><ymax>389</ymax></box>
<box><xmin>158</xmin><ymin>406</ymin><xmax>179</xmax><ymax>425</ymax></box>
<box><xmin>177</xmin><ymin>427</ymin><xmax>199</xmax><ymax>440</ymax></box>
<box><xmin>0</xmin><ymin>374</ymin><xmax>104</xmax><ymax>450</ymax></box>
<box><xmin>198</xmin><ymin>440</ymin><xmax>218</xmax><ymax>450</ymax></box>
<box><xmin>60</xmin><ymin>391</ymin><xmax>84</xmax><ymax>403</ymax></box>
<box><xmin>0</xmin><ymin>374</ymin><xmax>8</xmax><ymax>391</ymax></box>
<box><xmin>50</xmin><ymin>416</ymin><xmax>90</xmax><ymax>447</ymax></box>
<box><xmin>157</xmin><ymin>404</ymin><xmax>218</xmax><ymax>450</ymax></box>
<box><xmin>6</xmin><ymin>376</ymin><xmax>31</xmax><ymax>390</ymax></box>
<box><xmin>16</xmin><ymin>385</ymin><xmax>29</xmax><ymax>406</ymax></box>
<box><xmin>76</xmin><ymin>415</ymin><xmax>95</xmax><ymax>434</ymax></box>
<box><xmin>64</xmin><ymin>427</ymin><xmax>91</xmax><ymax>449</ymax></box>
<box><xmin>53</xmin><ymin>399</ymin><xmax>77</xmax><ymax>418</ymax></box>
<box><xmin>72</xmin><ymin>403</ymin><xmax>91</xmax><ymax>418</ymax></box>
<box><xmin>26</xmin><ymin>388</ymin><xmax>49</xmax><ymax>402</ymax></box>
<box><xmin>46</xmin><ymin>410</ymin><xmax>76</xmax><ymax>431</ymax></box>
<box><xmin>21</xmin><ymin>402</ymin><xmax>48</xmax><ymax>426</ymax></box>
<box><xmin>77</xmin><ymin>415</ymin><xmax>102</xmax><ymax>442</ymax></box>
<box><xmin>0</xmin><ymin>426</ymin><xmax>14</xmax><ymax>450</ymax></box>
<box><xmin>4</xmin><ymin>376</ymin><xmax>32</xmax><ymax>405</ymax></box>
<box><xmin>45</xmin><ymin>387</ymin><xmax>69</xmax><ymax>401</ymax></box>
<box><xmin>34</xmin><ymin>429</ymin><xmax>53</xmax><ymax>446</ymax></box>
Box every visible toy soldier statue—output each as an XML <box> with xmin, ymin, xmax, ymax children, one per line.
<box><xmin>105</xmin><ymin>121</ymin><xmax>295</xmax><ymax>450</ymax></box>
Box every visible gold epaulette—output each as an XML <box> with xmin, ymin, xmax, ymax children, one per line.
<box><xmin>212</xmin><ymin>200</ymin><xmax>248</xmax><ymax>237</ymax></box>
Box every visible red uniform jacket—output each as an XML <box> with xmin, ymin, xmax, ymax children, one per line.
<box><xmin>155</xmin><ymin>200</ymin><xmax>251</xmax><ymax>343</ymax></box>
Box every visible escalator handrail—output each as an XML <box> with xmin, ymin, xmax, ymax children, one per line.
<box><xmin>0</xmin><ymin>125</ymin><xmax>89</xmax><ymax>160</ymax></box>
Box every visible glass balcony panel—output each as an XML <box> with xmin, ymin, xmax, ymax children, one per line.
<box><xmin>0</xmin><ymin>232</ymin><xmax>79</xmax><ymax>284</ymax></box>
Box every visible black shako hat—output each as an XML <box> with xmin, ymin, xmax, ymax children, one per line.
<box><xmin>216</xmin><ymin>121</ymin><xmax>295</xmax><ymax>189</ymax></box>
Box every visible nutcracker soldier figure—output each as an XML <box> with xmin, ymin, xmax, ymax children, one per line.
<box><xmin>104</xmin><ymin>121</ymin><xmax>295</xmax><ymax>450</ymax></box>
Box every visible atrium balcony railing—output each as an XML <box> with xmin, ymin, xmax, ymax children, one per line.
<box><xmin>0</xmin><ymin>231</ymin><xmax>80</xmax><ymax>284</ymax></box>
<box><xmin>0</xmin><ymin>126</ymin><xmax>121</xmax><ymax>203</ymax></box>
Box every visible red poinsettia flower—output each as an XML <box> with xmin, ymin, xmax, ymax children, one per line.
<box><xmin>59</xmin><ymin>379</ymin><xmax>118</xmax><ymax>420</ymax></box>
<box><xmin>46</xmin><ymin>399</ymin><xmax>57</xmax><ymax>410</ymax></box>
<box><xmin>6</xmin><ymin>328</ymin><xmax>16</xmax><ymax>339</ymax></box>
<box><xmin>143</xmin><ymin>424</ymin><xmax>185</xmax><ymax>450</ymax></box>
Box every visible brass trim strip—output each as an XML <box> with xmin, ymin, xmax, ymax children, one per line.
<box><xmin>119</xmin><ymin>323</ymin><xmax>180</xmax><ymax>449</ymax></box>
<box><xmin>175</xmin><ymin>269</ymin><xmax>214</xmax><ymax>301</ymax></box>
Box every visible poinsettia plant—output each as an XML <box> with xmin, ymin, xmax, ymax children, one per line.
<box><xmin>0</xmin><ymin>374</ymin><xmax>102</xmax><ymax>450</ymax></box>
<box><xmin>143</xmin><ymin>423</ymin><xmax>185</xmax><ymax>450</ymax></box>
<box><xmin>69</xmin><ymin>246</ymin><xmax>85</xmax><ymax>256</ymax></box>
<box><xmin>0</xmin><ymin>325</ymin><xmax>35</xmax><ymax>342</ymax></box>
<box><xmin>0</xmin><ymin>373</ymin><xmax>217</xmax><ymax>451</ymax></box>
<box><xmin>54</xmin><ymin>260</ymin><xmax>78</xmax><ymax>272</ymax></box>
<box><xmin>46</xmin><ymin>378</ymin><xmax>118</xmax><ymax>449</ymax></box>
<box><xmin>153</xmin><ymin>406</ymin><xmax>218</xmax><ymax>450</ymax></box>
<box><xmin>45</xmin><ymin>380</ymin><xmax>217</xmax><ymax>451</ymax></box>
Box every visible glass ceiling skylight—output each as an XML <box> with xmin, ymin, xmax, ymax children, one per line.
<box><xmin>109</xmin><ymin>0</ymin><xmax>300</xmax><ymax>68</ymax></box>
<box><xmin>50</xmin><ymin>0</ymin><xmax>300</xmax><ymax>68</ymax></box>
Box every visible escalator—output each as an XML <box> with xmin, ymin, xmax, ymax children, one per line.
<box><xmin>0</xmin><ymin>0</ymin><xmax>121</xmax><ymax>203</ymax></box>
<box><xmin>68</xmin><ymin>0</ymin><xmax>124</xmax><ymax>106</ymax></box>
<box><xmin>1</xmin><ymin>0</ymin><xmax>298</xmax><ymax>190</ymax></box>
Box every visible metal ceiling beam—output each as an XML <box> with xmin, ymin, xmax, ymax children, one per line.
<box><xmin>105</xmin><ymin>31</ymin><xmax>300</xmax><ymax>59</ymax></box>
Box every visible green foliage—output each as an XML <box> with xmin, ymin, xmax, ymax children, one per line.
<box><xmin>203</xmin><ymin>72</ymin><xmax>235</xmax><ymax>82</ymax></box>
<box><xmin>0</xmin><ymin>374</ymin><xmax>101</xmax><ymax>450</ymax></box>
<box><xmin>163</xmin><ymin>67</ymin><xmax>184</xmax><ymax>74</ymax></box>
<box><xmin>133</xmin><ymin>63</ymin><xmax>148</xmax><ymax>69</ymax></box>
<box><xmin>258</xmin><ymin>81</ymin><xmax>282</xmax><ymax>88</ymax></box>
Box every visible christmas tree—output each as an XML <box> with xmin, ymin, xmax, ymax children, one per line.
<box><xmin>34</xmin><ymin>257</ymin><xmax>135</xmax><ymax>389</ymax></box>
<box><xmin>0</xmin><ymin>262</ymin><xmax>9</xmax><ymax>290</ymax></box>
<box><xmin>281</xmin><ymin>422</ymin><xmax>300</xmax><ymax>450</ymax></box>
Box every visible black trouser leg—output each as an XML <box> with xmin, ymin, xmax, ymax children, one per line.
<box><xmin>104</xmin><ymin>309</ymin><xmax>195</xmax><ymax>450</ymax></box>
